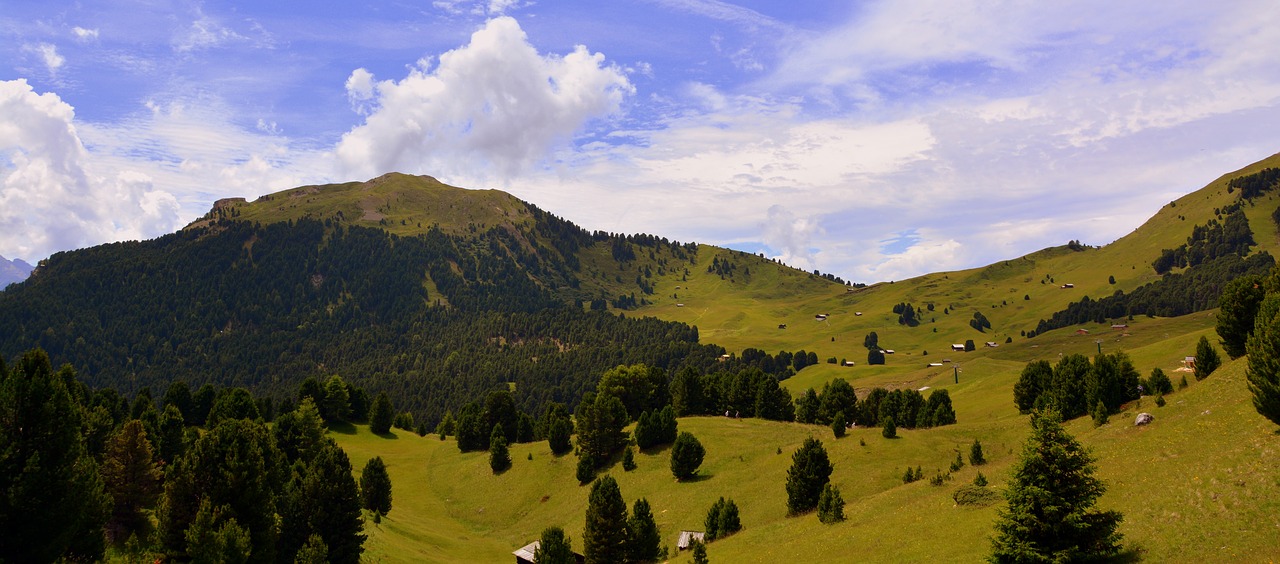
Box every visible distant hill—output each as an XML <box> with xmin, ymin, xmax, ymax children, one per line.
<box><xmin>3</xmin><ymin>153</ymin><xmax>1280</xmax><ymax>424</ymax></box>
<box><xmin>0</xmin><ymin>255</ymin><xmax>33</xmax><ymax>288</ymax></box>
<box><xmin>0</xmin><ymin>174</ymin><xmax>834</xmax><ymax>424</ymax></box>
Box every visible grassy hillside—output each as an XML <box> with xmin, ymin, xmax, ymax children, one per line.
<box><xmin>336</xmin><ymin>308</ymin><xmax>1280</xmax><ymax>562</ymax></box>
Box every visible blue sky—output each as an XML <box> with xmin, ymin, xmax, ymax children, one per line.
<box><xmin>3</xmin><ymin>0</ymin><xmax>1280</xmax><ymax>282</ymax></box>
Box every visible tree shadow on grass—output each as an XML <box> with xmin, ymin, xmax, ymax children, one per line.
<box><xmin>676</xmin><ymin>472</ymin><xmax>713</xmax><ymax>484</ymax></box>
<box><xmin>372</xmin><ymin>429</ymin><xmax>400</xmax><ymax>440</ymax></box>
<box><xmin>327</xmin><ymin>421</ymin><xmax>357</xmax><ymax>435</ymax></box>
<box><xmin>1108</xmin><ymin>546</ymin><xmax>1144</xmax><ymax>563</ymax></box>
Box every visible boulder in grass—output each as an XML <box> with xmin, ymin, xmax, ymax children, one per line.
<box><xmin>1135</xmin><ymin>413</ymin><xmax>1154</xmax><ymax>426</ymax></box>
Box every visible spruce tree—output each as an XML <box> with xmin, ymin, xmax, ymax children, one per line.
<box><xmin>284</xmin><ymin>440</ymin><xmax>367</xmax><ymax>564</ymax></box>
<box><xmin>831</xmin><ymin>410</ymin><xmax>846</xmax><ymax>438</ymax></box>
<box><xmin>548</xmin><ymin>415</ymin><xmax>574</xmax><ymax>455</ymax></box>
<box><xmin>102</xmin><ymin>419</ymin><xmax>163</xmax><ymax>542</ymax></box>
<box><xmin>716</xmin><ymin>499</ymin><xmax>741</xmax><ymax>537</ymax></box>
<box><xmin>322</xmin><ymin>375</ymin><xmax>352</xmax><ymax>423</ymax></box>
<box><xmin>534</xmin><ymin>526</ymin><xmax>575</xmax><ymax>564</ymax></box>
<box><xmin>690</xmin><ymin>538</ymin><xmax>709</xmax><ymax>564</ymax></box>
<box><xmin>670</xmin><ymin>431</ymin><xmax>706</xmax><ymax>481</ymax></box>
<box><xmin>817</xmin><ymin>483</ymin><xmax>845</xmax><ymax>523</ymax></box>
<box><xmin>360</xmin><ymin>456</ymin><xmax>393</xmax><ymax>515</ymax></box>
<box><xmin>370</xmin><ymin>392</ymin><xmax>394</xmax><ymax>435</ymax></box>
<box><xmin>0</xmin><ymin>349</ymin><xmax>110</xmax><ymax>563</ymax></box>
<box><xmin>785</xmin><ymin>437</ymin><xmax>833</xmax><ymax>514</ymax></box>
<box><xmin>991</xmin><ymin>410</ymin><xmax>1122</xmax><ymax>562</ymax></box>
<box><xmin>882</xmin><ymin>416</ymin><xmax>897</xmax><ymax>438</ymax></box>
<box><xmin>704</xmin><ymin>497</ymin><xmax>725</xmax><ymax>540</ymax></box>
<box><xmin>969</xmin><ymin>438</ymin><xmax>986</xmax><ymax>466</ymax></box>
<box><xmin>490</xmin><ymin>424</ymin><xmax>512</xmax><ymax>473</ymax></box>
<box><xmin>1194</xmin><ymin>336</ymin><xmax>1221</xmax><ymax>381</ymax></box>
<box><xmin>1246</xmin><ymin>305</ymin><xmax>1280</xmax><ymax>427</ymax></box>
<box><xmin>583</xmin><ymin>475</ymin><xmax>629</xmax><ymax>564</ymax></box>
<box><xmin>159</xmin><ymin>418</ymin><xmax>284</xmax><ymax>562</ymax></box>
<box><xmin>626</xmin><ymin>498</ymin><xmax>661</xmax><ymax>563</ymax></box>
<box><xmin>622</xmin><ymin>446</ymin><xmax>637</xmax><ymax>471</ymax></box>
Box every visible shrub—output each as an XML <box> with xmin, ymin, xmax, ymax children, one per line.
<box><xmin>953</xmin><ymin>484</ymin><xmax>1000</xmax><ymax>506</ymax></box>
<box><xmin>949</xmin><ymin>451</ymin><xmax>965</xmax><ymax>472</ymax></box>
<box><xmin>974</xmin><ymin>472</ymin><xmax>988</xmax><ymax>486</ymax></box>
<box><xmin>1155</xmin><ymin>394</ymin><xmax>1166</xmax><ymax>408</ymax></box>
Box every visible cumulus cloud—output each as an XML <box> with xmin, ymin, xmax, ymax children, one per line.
<box><xmin>762</xmin><ymin>205</ymin><xmax>821</xmax><ymax>271</ymax></box>
<box><xmin>335</xmin><ymin>17</ymin><xmax>633</xmax><ymax>180</ymax></box>
<box><xmin>0</xmin><ymin>79</ymin><xmax>180</xmax><ymax>261</ymax></box>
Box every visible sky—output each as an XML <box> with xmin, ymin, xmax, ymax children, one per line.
<box><xmin>2</xmin><ymin>0</ymin><xmax>1280</xmax><ymax>282</ymax></box>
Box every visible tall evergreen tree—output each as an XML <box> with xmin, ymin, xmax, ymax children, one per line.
<box><xmin>991</xmin><ymin>410</ymin><xmax>1122</xmax><ymax>562</ymax></box>
<box><xmin>370</xmin><ymin>392</ymin><xmax>395</xmax><ymax>435</ymax></box>
<box><xmin>360</xmin><ymin>456</ymin><xmax>393</xmax><ymax>515</ymax></box>
<box><xmin>534</xmin><ymin>526</ymin><xmax>576</xmax><ymax>564</ymax></box>
<box><xmin>1246</xmin><ymin>303</ymin><xmax>1280</xmax><ymax>427</ymax></box>
<box><xmin>626</xmin><ymin>498</ymin><xmax>661</xmax><ymax>563</ymax></box>
<box><xmin>490</xmin><ymin>424</ymin><xmax>512</xmax><ymax>473</ymax></box>
<box><xmin>157</xmin><ymin>403</ymin><xmax>187</xmax><ymax>463</ymax></box>
<box><xmin>1216</xmin><ymin>274</ymin><xmax>1265</xmax><ymax>358</ymax></box>
<box><xmin>785</xmin><ymin>437</ymin><xmax>833</xmax><ymax>515</ymax></box>
<box><xmin>162</xmin><ymin>380</ymin><xmax>193</xmax><ymax>419</ymax></box>
<box><xmin>0</xmin><ymin>349</ymin><xmax>110</xmax><ymax>563</ymax></box>
<box><xmin>669</xmin><ymin>366</ymin><xmax>705</xmax><ymax>416</ymax></box>
<box><xmin>969</xmin><ymin>438</ymin><xmax>986</xmax><ymax>466</ymax></box>
<box><xmin>159</xmin><ymin>418</ymin><xmax>284</xmax><ymax>562</ymax></box>
<box><xmin>583</xmin><ymin>475</ymin><xmax>629</xmax><ymax>564</ymax></box>
<box><xmin>274</xmin><ymin>397</ymin><xmax>325</xmax><ymax>464</ymax></box>
<box><xmin>322</xmin><ymin>375</ymin><xmax>352</xmax><ymax>423</ymax></box>
<box><xmin>207</xmin><ymin>387</ymin><xmax>261</xmax><ymax>425</ymax></box>
<box><xmin>669</xmin><ymin>431</ymin><xmax>706</xmax><ymax>481</ymax></box>
<box><xmin>1194</xmin><ymin>335</ymin><xmax>1221</xmax><ymax>381</ymax></box>
<box><xmin>297</xmin><ymin>441</ymin><xmax>367</xmax><ymax>564</ymax></box>
<box><xmin>102</xmin><ymin>419</ymin><xmax>163</xmax><ymax>542</ymax></box>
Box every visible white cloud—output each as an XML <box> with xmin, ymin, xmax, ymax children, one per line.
<box><xmin>762</xmin><ymin>205</ymin><xmax>821</xmax><ymax>271</ymax></box>
<box><xmin>344</xmin><ymin>68</ymin><xmax>376</xmax><ymax>114</ymax></box>
<box><xmin>71</xmin><ymin>27</ymin><xmax>99</xmax><ymax>42</ymax></box>
<box><xmin>0</xmin><ymin>79</ymin><xmax>180</xmax><ymax>261</ymax></box>
<box><xmin>335</xmin><ymin>17</ymin><xmax>633</xmax><ymax>180</ymax></box>
<box><xmin>24</xmin><ymin>43</ymin><xmax>65</xmax><ymax>74</ymax></box>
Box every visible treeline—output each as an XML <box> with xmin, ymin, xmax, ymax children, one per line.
<box><xmin>1028</xmin><ymin>251</ymin><xmax>1274</xmax><ymax>337</ymax></box>
<box><xmin>1012</xmin><ymin>352</ymin><xmax>1141</xmax><ymax>421</ymax></box>
<box><xmin>792</xmin><ymin>378</ymin><xmax>957</xmax><ymax>430</ymax></box>
<box><xmin>1152</xmin><ymin>208</ymin><xmax>1254</xmax><ymax>274</ymax></box>
<box><xmin>0</xmin><ymin>348</ymin><xmax>386</xmax><ymax>562</ymax></box>
<box><xmin>1226</xmin><ymin>167</ymin><xmax>1280</xmax><ymax>199</ymax></box>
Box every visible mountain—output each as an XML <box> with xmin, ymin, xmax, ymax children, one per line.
<box><xmin>0</xmin><ymin>255</ymin><xmax>33</xmax><ymax>288</ymax></box>
<box><xmin>3</xmin><ymin>153</ymin><xmax>1280</xmax><ymax>424</ymax></box>
<box><xmin>0</xmin><ymin>173</ymin><xmax>834</xmax><ymax>424</ymax></box>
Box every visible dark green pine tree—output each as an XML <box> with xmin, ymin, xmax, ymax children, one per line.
<box><xmin>583</xmin><ymin>475</ymin><xmax>630</xmax><ymax>564</ymax></box>
<box><xmin>101</xmin><ymin>419</ymin><xmax>163</xmax><ymax>542</ymax></box>
<box><xmin>157</xmin><ymin>403</ymin><xmax>187</xmax><ymax>464</ymax></box>
<box><xmin>360</xmin><ymin>456</ymin><xmax>393</xmax><ymax>515</ymax></box>
<box><xmin>206</xmin><ymin>387</ymin><xmax>261</xmax><ymax>426</ymax></box>
<box><xmin>969</xmin><ymin>439</ymin><xmax>986</xmax><ymax>466</ymax></box>
<box><xmin>1194</xmin><ymin>335</ymin><xmax>1222</xmax><ymax>381</ymax></box>
<box><xmin>1216</xmin><ymin>274</ymin><xmax>1265</xmax><ymax>358</ymax></box>
<box><xmin>817</xmin><ymin>483</ymin><xmax>845</xmax><ymax>524</ymax></box>
<box><xmin>831</xmin><ymin>410</ymin><xmax>847</xmax><ymax>438</ymax></box>
<box><xmin>669</xmin><ymin>431</ymin><xmax>706</xmax><ymax>481</ymax></box>
<box><xmin>626</xmin><ymin>498</ymin><xmax>661</xmax><ymax>563</ymax></box>
<box><xmin>882</xmin><ymin>416</ymin><xmax>897</xmax><ymax>438</ymax></box>
<box><xmin>534</xmin><ymin>526</ymin><xmax>576</xmax><ymax>564</ymax></box>
<box><xmin>785</xmin><ymin>437</ymin><xmax>833</xmax><ymax>515</ymax></box>
<box><xmin>991</xmin><ymin>410</ymin><xmax>1123</xmax><ymax>562</ymax></box>
<box><xmin>281</xmin><ymin>440</ymin><xmax>367</xmax><ymax>564</ymax></box>
<box><xmin>0</xmin><ymin>350</ymin><xmax>110</xmax><ymax>562</ymax></box>
<box><xmin>690</xmin><ymin>538</ymin><xmax>709</xmax><ymax>564</ymax></box>
<box><xmin>370</xmin><ymin>392</ymin><xmax>395</xmax><ymax>435</ymax></box>
<box><xmin>1246</xmin><ymin>302</ymin><xmax>1280</xmax><ymax>428</ymax></box>
<box><xmin>548</xmin><ymin>412</ymin><xmax>574</xmax><ymax>455</ymax></box>
<box><xmin>490</xmin><ymin>424</ymin><xmax>512</xmax><ymax>473</ymax></box>
<box><xmin>158</xmin><ymin>417</ymin><xmax>284</xmax><ymax>562</ymax></box>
